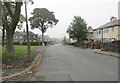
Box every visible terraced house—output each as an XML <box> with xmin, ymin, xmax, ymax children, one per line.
<box><xmin>93</xmin><ymin>17</ymin><xmax>120</xmax><ymax>42</ymax></box>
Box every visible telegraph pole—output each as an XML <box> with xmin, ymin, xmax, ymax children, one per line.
<box><xmin>24</xmin><ymin>1</ymin><xmax>31</xmax><ymax>61</ymax></box>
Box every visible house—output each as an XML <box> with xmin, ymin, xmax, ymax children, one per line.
<box><xmin>37</xmin><ymin>35</ymin><xmax>50</xmax><ymax>42</ymax></box>
<box><xmin>14</xmin><ymin>31</ymin><xmax>51</xmax><ymax>45</ymax></box>
<box><xmin>37</xmin><ymin>35</ymin><xmax>51</xmax><ymax>45</ymax></box>
<box><xmin>87</xmin><ymin>26</ymin><xmax>94</xmax><ymax>42</ymax></box>
<box><xmin>93</xmin><ymin>17</ymin><xmax>120</xmax><ymax>42</ymax></box>
<box><xmin>14</xmin><ymin>31</ymin><xmax>38</xmax><ymax>44</ymax></box>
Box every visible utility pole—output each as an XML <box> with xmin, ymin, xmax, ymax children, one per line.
<box><xmin>101</xmin><ymin>28</ymin><xmax>103</xmax><ymax>49</ymax></box>
<box><xmin>24</xmin><ymin>1</ymin><xmax>31</xmax><ymax>61</ymax></box>
<box><xmin>101</xmin><ymin>28</ymin><xmax>103</xmax><ymax>43</ymax></box>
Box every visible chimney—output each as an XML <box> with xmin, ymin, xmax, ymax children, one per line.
<box><xmin>110</xmin><ymin>17</ymin><xmax>117</xmax><ymax>22</ymax></box>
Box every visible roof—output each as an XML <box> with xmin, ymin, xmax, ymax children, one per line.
<box><xmin>14</xmin><ymin>31</ymin><xmax>37</xmax><ymax>36</ymax></box>
<box><xmin>88</xmin><ymin>27</ymin><xmax>94</xmax><ymax>32</ymax></box>
<box><xmin>93</xmin><ymin>19</ymin><xmax>120</xmax><ymax>31</ymax></box>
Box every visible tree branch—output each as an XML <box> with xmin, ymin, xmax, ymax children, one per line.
<box><xmin>11</xmin><ymin>2</ymin><xmax>22</xmax><ymax>34</ymax></box>
<box><xmin>2</xmin><ymin>18</ymin><xmax>9</xmax><ymax>30</ymax></box>
<box><xmin>4</xmin><ymin>2</ymin><xmax>14</xmax><ymax>18</ymax></box>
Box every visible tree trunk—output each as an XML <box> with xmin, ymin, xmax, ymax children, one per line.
<box><xmin>6</xmin><ymin>31</ymin><xmax>14</xmax><ymax>56</ymax></box>
<box><xmin>77</xmin><ymin>38</ymin><xmax>80</xmax><ymax>43</ymax></box>
<box><xmin>3</xmin><ymin>2</ymin><xmax>22</xmax><ymax>56</ymax></box>
<box><xmin>42</xmin><ymin>31</ymin><xmax>44</xmax><ymax>46</ymax></box>
<box><xmin>2</xmin><ymin>27</ymin><xmax>5</xmax><ymax>46</ymax></box>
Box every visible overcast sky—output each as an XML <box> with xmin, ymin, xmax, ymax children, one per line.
<box><xmin>18</xmin><ymin>0</ymin><xmax>119</xmax><ymax>39</ymax></box>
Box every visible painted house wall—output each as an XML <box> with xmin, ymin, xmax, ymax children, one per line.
<box><xmin>93</xmin><ymin>29</ymin><xmax>102</xmax><ymax>42</ymax></box>
<box><xmin>103</xmin><ymin>28</ymin><xmax>109</xmax><ymax>42</ymax></box>
<box><xmin>118</xmin><ymin>26</ymin><xmax>120</xmax><ymax>40</ymax></box>
<box><xmin>94</xmin><ymin>26</ymin><xmax>120</xmax><ymax>42</ymax></box>
<box><xmin>87</xmin><ymin>32</ymin><xmax>93</xmax><ymax>41</ymax></box>
<box><xmin>108</xmin><ymin>26</ymin><xmax>119</xmax><ymax>41</ymax></box>
<box><xmin>103</xmin><ymin>28</ymin><xmax>109</xmax><ymax>38</ymax></box>
<box><xmin>93</xmin><ymin>17</ymin><xmax>120</xmax><ymax>42</ymax></box>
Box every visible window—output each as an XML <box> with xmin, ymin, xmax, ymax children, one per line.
<box><xmin>14</xmin><ymin>36</ymin><xmax>17</xmax><ymax>39</ymax></box>
<box><xmin>99</xmin><ymin>30</ymin><xmax>101</xmax><ymax>34</ymax></box>
<box><xmin>103</xmin><ymin>29</ymin><xmax>108</xmax><ymax>33</ymax></box>
<box><xmin>103</xmin><ymin>29</ymin><xmax>106</xmax><ymax>33</ymax></box>
<box><xmin>34</xmin><ymin>40</ymin><xmax>36</xmax><ymax>42</ymax></box>
<box><xmin>96</xmin><ymin>31</ymin><xmax>98</xmax><ymax>35</ymax></box>
<box><xmin>106</xmin><ymin>29</ymin><xmax>108</xmax><ymax>33</ymax></box>
<box><xmin>34</xmin><ymin>35</ymin><xmax>37</xmax><ymax>38</ymax></box>
<box><xmin>19</xmin><ymin>36</ymin><xmax>23</xmax><ymax>39</ymax></box>
<box><xmin>112</xmin><ymin>27</ymin><xmax>114</xmax><ymax>32</ymax></box>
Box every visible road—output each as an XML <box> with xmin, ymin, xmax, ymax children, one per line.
<box><xmin>22</xmin><ymin>44</ymin><xmax>118</xmax><ymax>81</ymax></box>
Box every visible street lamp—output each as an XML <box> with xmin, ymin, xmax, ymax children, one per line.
<box><xmin>24</xmin><ymin>0</ymin><xmax>33</xmax><ymax>61</ymax></box>
<box><xmin>101</xmin><ymin>28</ymin><xmax>103</xmax><ymax>50</ymax></box>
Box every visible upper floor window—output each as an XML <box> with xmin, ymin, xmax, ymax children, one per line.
<box><xmin>103</xmin><ymin>28</ymin><xmax>108</xmax><ymax>33</ymax></box>
<box><xmin>34</xmin><ymin>40</ymin><xmax>36</xmax><ymax>42</ymax></box>
<box><xmin>106</xmin><ymin>28</ymin><xmax>108</xmax><ymax>33</ymax></box>
<box><xmin>112</xmin><ymin>27</ymin><xmax>114</xmax><ymax>32</ymax></box>
<box><xmin>34</xmin><ymin>35</ymin><xmax>37</xmax><ymax>38</ymax></box>
<box><xmin>14</xmin><ymin>36</ymin><xmax>17</xmax><ymax>39</ymax></box>
<box><xmin>99</xmin><ymin>30</ymin><xmax>101</xmax><ymax>34</ymax></box>
<box><xmin>19</xmin><ymin>36</ymin><xmax>23</xmax><ymax>39</ymax></box>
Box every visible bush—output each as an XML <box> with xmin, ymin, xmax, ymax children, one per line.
<box><xmin>22</xmin><ymin>42</ymin><xmax>40</xmax><ymax>46</ymax></box>
<box><xmin>102</xmin><ymin>40</ymin><xmax>120</xmax><ymax>53</ymax></box>
<box><xmin>14</xmin><ymin>42</ymin><xmax>20</xmax><ymax>45</ymax></box>
<box><xmin>74</xmin><ymin>41</ymin><xmax>87</xmax><ymax>48</ymax></box>
<box><xmin>30</xmin><ymin>42</ymin><xmax>40</xmax><ymax>46</ymax></box>
<box><xmin>21</xmin><ymin>42</ymin><xmax>27</xmax><ymax>45</ymax></box>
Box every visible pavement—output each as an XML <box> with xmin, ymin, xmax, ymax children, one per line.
<box><xmin>1</xmin><ymin>48</ymin><xmax>45</xmax><ymax>82</ymax></box>
<box><xmin>17</xmin><ymin>44</ymin><xmax>118</xmax><ymax>81</ymax></box>
<box><xmin>87</xmin><ymin>48</ymin><xmax>119</xmax><ymax>58</ymax></box>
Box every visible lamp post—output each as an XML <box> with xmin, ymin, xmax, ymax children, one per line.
<box><xmin>24</xmin><ymin>0</ymin><xmax>33</xmax><ymax>61</ymax></box>
<box><xmin>101</xmin><ymin>28</ymin><xmax>103</xmax><ymax>43</ymax></box>
<box><xmin>101</xmin><ymin>28</ymin><xmax>103</xmax><ymax>50</ymax></box>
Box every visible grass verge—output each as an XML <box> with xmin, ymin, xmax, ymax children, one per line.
<box><xmin>2</xmin><ymin>45</ymin><xmax>42</xmax><ymax>58</ymax></box>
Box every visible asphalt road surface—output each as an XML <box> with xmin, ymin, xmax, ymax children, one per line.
<box><xmin>23</xmin><ymin>44</ymin><xmax>118</xmax><ymax>81</ymax></box>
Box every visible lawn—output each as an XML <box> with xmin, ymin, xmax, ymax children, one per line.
<box><xmin>2</xmin><ymin>45</ymin><xmax>42</xmax><ymax>58</ymax></box>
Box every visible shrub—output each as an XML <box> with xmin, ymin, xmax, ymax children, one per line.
<box><xmin>22</xmin><ymin>42</ymin><xmax>40</xmax><ymax>46</ymax></box>
<box><xmin>14</xmin><ymin>42</ymin><xmax>20</xmax><ymax>45</ymax></box>
<box><xmin>30</xmin><ymin>42</ymin><xmax>40</xmax><ymax>46</ymax></box>
<box><xmin>102</xmin><ymin>40</ymin><xmax>120</xmax><ymax>53</ymax></box>
<box><xmin>74</xmin><ymin>41</ymin><xmax>87</xmax><ymax>48</ymax></box>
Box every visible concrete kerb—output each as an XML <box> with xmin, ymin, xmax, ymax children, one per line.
<box><xmin>1</xmin><ymin>47</ymin><xmax>46</xmax><ymax>82</ymax></box>
<box><xmin>86</xmin><ymin>48</ymin><xmax>119</xmax><ymax>58</ymax></box>
<box><xmin>93</xmin><ymin>51</ymin><xmax>119</xmax><ymax>58</ymax></box>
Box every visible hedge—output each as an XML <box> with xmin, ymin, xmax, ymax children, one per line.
<box><xmin>102</xmin><ymin>40</ymin><xmax>120</xmax><ymax>53</ymax></box>
<box><xmin>14</xmin><ymin>42</ymin><xmax>20</xmax><ymax>45</ymax></box>
<box><xmin>22</xmin><ymin>42</ymin><xmax>40</xmax><ymax>46</ymax></box>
